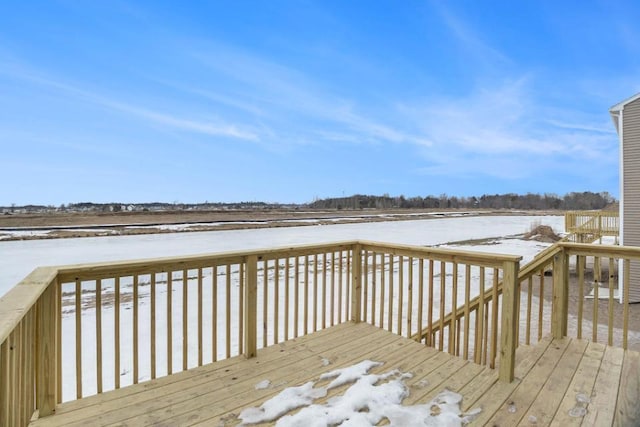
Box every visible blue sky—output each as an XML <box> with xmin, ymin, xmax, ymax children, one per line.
<box><xmin>0</xmin><ymin>1</ymin><xmax>637</xmax><ymax>205</ymax></box>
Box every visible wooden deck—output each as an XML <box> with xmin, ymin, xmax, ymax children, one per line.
<box><xmin>30</xmin><ymin>322</ymin><xmax>639</xmax><ymax>427</ymax></box>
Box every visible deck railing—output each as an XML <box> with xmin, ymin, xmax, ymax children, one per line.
<box><xmin>0</xmin><ymin>240</ymin><xmax>522</xmax><ymax>425</ymax></box>
<box><xmin>564</xmin><ymin>210</ymin><xmax>619</xmax><ymax>242</ymax></box>
<box><xmin>427</xmin><ymin>240</ymin><xmax>637</xmax><ymax>357</ymax></box>
<box><xmin>513</xmin><ymin>242</ymin><xmax>637</xmax><ymax>351</ymax></box>
<box><xmin>1</xmin><ymin>239</ymin><xmax>638</xmax><ymax>426</ymax></box>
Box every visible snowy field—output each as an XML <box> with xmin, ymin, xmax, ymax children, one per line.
<box><xmin>0</xmin><ymin>215</ymin><xmax>564</xmax><ymax>297</ymax></box>
<box><xmin>0</xmin><ymin>210</ymin><xmax>493</xmax><ymax>241</ymax></box>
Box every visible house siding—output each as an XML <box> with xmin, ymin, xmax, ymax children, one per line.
<box><xmin>622</xmin><ymin>98</ymin><xmax>640</xmax><ymax>302</ymax></box>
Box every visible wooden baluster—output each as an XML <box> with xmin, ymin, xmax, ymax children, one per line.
<box><xmin>181</xmin><ymin>270</ymin><xmax>188</xmax><ymax>371</ymax></box>
<box><xmin>294</xmin><ymin>256</ymin><xmax>299</xmax><ymax>338</ymax></box>
<box><xmin>407</xmin><ymin>257</ymin><xmax>413</xmax><ymax>339</ymax></box>
<box><xmin>274</xmin><ymin>258</ymin><xmax>280</xmax><ymax>344</ymax></box>
<box><xmin>371</xmin><ymin>253</ymin><xmax>377</xmax><ymax>327</ymax></box>
<box><xmin>116</xmin><ymin>276</ymin><xmax>122</xmax><ymax>385</ymax></box>
<box><xmin>397</xmin><ymin>256</ymin><xmax>403</xmax><ymax>336</ymax></box>
<box><xmin>388</xmin><ymin>256</ymin><xmax>394</xmax><ymax>333</ymax></box>
<box><xmin>463</xmin><ymin>265</ymin><xmax>471</xmax><ymax>359</ymax></box>
<box><xmin>593</xmin><ymin>256</ymin><xmax>600</xmax><ymax>343</ymax></box>
<box><xmin>151</xmin><ymin>273</ymin><xmax>156</xmax><ymax>378</ymax></box>
<box><xmin>490</xmin><ymin>268</ymin><xmax>499</xmax><ymax>369</ymax></box>
<box><xmin>75</xmin><ymin>279</ymin><xmax>82</xmax><ymax>399</ymax></box>
<box><xmin>380</xmin><ymin>254</ymin><xmax>386</xmax><ymax>329</ymax></box>
<box><xmin>212</xmin><ymin>265</ymin><xmax>218</xmax><ymax>362</ymax></box>
<box><xmin>538</xmin><ymin>268</ymin><xmax>544</xmax><ymax>341</ymax></box>
<box><xmin>427</xmin><ymin>260</ymin><xmax>434</xmax><ymax>347</ymax></box>
<box><xmin>284</xmin><ymin>259</ymin><xmax>290</xmax><ymax>341</ymax></box>
<box><xmin>351</xmin><ymin>244</ymin><xmax>362</xmax><ymax>323</ymax></box>
<box><xmin>526</xmin><ymin>276</ymin><xmax>532</xmax><ymax>345</ymax></box>
<box><xmin>313</xmin><ymin>254</ymin><xmax>319</xmax><ymax>332</ymax></box>
<box><xmin>552</xmin><ymin>252</ymin><xmax>569</xmax><ymax>339</ymax></box>
<box><xmin>330</xmin><ymin>252</ymin><xmax>336</xmax><ymax>327</ymax></box>
<box><xmin>439</xmin><ymin>262</ymin><xmax>445</xmax><ymax>352</ymax></box>
<box><xmin>57</xmin><ymin>279</ymin><xmax>62</xmax><ymax>403</ymax></box>
<box><xmin>134</xmin><ymin>274</ymin><xmax>140</xmax><ymax>381</ymax></box>
<box><xmin>197</xmin><ymin>268</ymin><xmax>203</xmax><ymax>367</ymax></box>
<box><xmin>168</xmin><ymin>274</ymin><xmax>175</xmax><ymax>371</ymax></box>
<box><xmin>244</xmin><ymin>256</ymin><xmax>258</xmax><ymax>358</ymax></box>
<box><xmin>608</xmin><ymin>258</ymin><xmax>615</xmax><ymax>346</ymax></box>
<box><xmin>623</xmin><ymin>259</ymin><xmax>630</xmax><ymax>349</ymax></box>
<box><xmin>321</xmin><ymin>253</ymin><xmax>327</xmax><ymax>330</ymax></box>
<box><xmin>96</xmin><ymin>279</ymin><xmax>103</xmax><ymax>393</ymax></box>
<box><xmin>239</xmin><ymin>263</ymin><xmax>244</xmax><ymax>355</ymax></box>
<box><xmin>363</xmin><ymin>251</ymin><xmax>368</xmax><ymax>324</ymax></box>
<box><xmin>338</xmin><ymin>252</ymin><xmax>343</xmax><ymax>324</ymax></box>
<box><xmin>449</xmin><ymin>263</ymin><xmax>458</xmax><ymax>355</ymax></box>
<box><xmin>417</xmin><ymin>259</ymin><xmax>424</xmax><ymax>343</ymax></box>
<box><xmin>304</xmin><ymin>256</ymin><xmax>309</xmax><ymax>335</ymax></box>
<box><xmin>263</xmin><ymin>260</ymin><xmax>268</xmax><ymax>347</ymax></box>
<box><xmin>346</xmin><ymin>251</ymin><xmax>351</xmax><ymax>321</ymax></box>
<box><xmin>475</xmin><ymin>268</ymin><xmax>485</xmax><ymax>365</ymax></box>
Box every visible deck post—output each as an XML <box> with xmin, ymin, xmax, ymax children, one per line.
<box><xmin>244</xmin><ymin>255</ymin><xmax>258</xmax><ymax>358</ymax></box>
<box><xmin>499</xmin><ymin>259</ymin><xmax>520</xmax><ymax>383</ymax></box>
<box><xmin>552</xmin><ymin>250</ymin><xmax>569</xmax><ymax>339</ymax></box>
<box><xmin>36</xmin><ymin>279</ymin><xmax>58</xmax><ymax>416</ymax></box>
<box><xmin>351</xmin><ymin>244</ymin><xmax>362</xmax><ymax>323</ymax></box>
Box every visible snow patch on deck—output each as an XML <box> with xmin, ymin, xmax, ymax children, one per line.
<box><xmin>238</xmin><ymin>360</ymin><xmax>481</xmax><ymax>426</ymax></box>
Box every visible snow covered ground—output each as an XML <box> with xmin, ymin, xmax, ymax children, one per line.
<box><xmin>0</xmin><ymin>211</ymin><xmax>495</xmax><ymax>241</ymax></box>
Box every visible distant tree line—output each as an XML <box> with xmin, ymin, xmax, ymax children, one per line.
<box><xmin>1</xmin><ymin>201</ymin><xmax>295</xmax><ymax>214</ymax></box>
<box><xmin>308</xmin><ymin>192</ymin><xmax>617</xmax><ymax>211</ymax></box>
<box><xmin>2</xmin><ymin>191</ymin><xmax>617</xmax><ymax>213</ymax></box>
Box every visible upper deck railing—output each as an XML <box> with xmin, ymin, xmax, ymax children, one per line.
<box><xmin>565</xmin><ymin>210</ymin><xmax>619</xmax><ymax>242</ymax></box>
<box><xmin>1</xmin><ymin>238</ymin><xmax>637</xmax><ymax>426</ymax></box>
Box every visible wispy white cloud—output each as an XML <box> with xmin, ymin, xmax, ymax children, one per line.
<box><xmin>0</xmin><ymin>59</ymin><xmax>260</xmax><ymax>142</ymax></box>
<box><xmin>189</xmin><ymin>43</ymin><xmax>429</xmax><ymax>147</ymax></box>
<box><xmin>101</xmin><ymin>100</ymin><xmax>259</xmax><ymax>141</ymax></box>
<box><xmin>543</xmin><ymin>119</ymin><xmax>615</xmax><ymax>134</ymax></box>
<box><xmin>400</xmin><ymin>78</ymin><xmax>618</xmax><ymax>181</ymax></box>
<box><xmin>430</xmin><ymin>1</ymin><xmax>511</xmax><ymax>68</ymax></box>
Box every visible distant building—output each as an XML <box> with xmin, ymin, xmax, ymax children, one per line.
<box><xmin>610</xmin><ymin>93</ymin><xmax>640</xmax><ymax>302</ymax></box>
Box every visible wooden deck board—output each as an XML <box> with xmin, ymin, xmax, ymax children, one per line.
<box><xmin>459</xmin><ymin>337</ymin><xmax>552</xmax><ymax>413</ymax></box>
<box><xmin>67</xmin><ymin>324</ymin><xmax>401</xmax><ymax>426</ymax></box>
<box><xmin>184</xmin><ymin>334</ymin><xmax>438</xmax><ymax>427</ymax></box>
<box><xmin>34</xmin><ymin>322</ymin><xmax>380</xmax><ymax>426</ymax></box>
<box><xmin>614</xmin><ymin>350</ymin><xmax>640</xmax><ymax>426</ymax></box>
<box><xmin>29</xmin><ymin>323</ymin><xmax>639</xmax><ymax>427</ymax></box>
<box><xmin>55</xmin><ymin>321</ymin><xmax>357</xmax><ymax>415</ymax></box>
<box><xmin>473</xmin><ymin>338</ymin><xmax>571</xmax><ymax>426</ymax></box>
<box><xmin>550</xmin><ymin>341</ymin><xmax>606</xmax><ymax>427</ymax></box>
<box><xmin>582</xmin><ymin>346</ymin><xmax>624</xmax><ymax>426</ymax></box>
<box><xmin>517</xmin><ymin>338</ymin><xmax>589</xmax><ymax>426</ymax></box>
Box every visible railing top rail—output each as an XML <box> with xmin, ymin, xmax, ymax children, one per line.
<box><xmin>0</xmin><ymin>266</ymin><xmax>57</xmax><ymax>343</ymax></box>
<box><xmin>565</xmin><ymin>210</ymin><xmax>619</xmax><ymax>216</ymax></box>
<box><xmin>519</xmin><ymin>244</ymin><xmax>562</xmax><ymax>279</ymax></box>
<box><xmin>359</xmin><ymin>240</ymin><xmax>522</xmax><ymax>268</ymax></box>
<box><xmin>55</xmin><ymin>240</ymin><xmax>360</xmax><ymax>282</ymax></box>
<box><xmin>47</xmin><ymin>240</ymin><xmax>525</xmax><ymax>282</ymax></box>
<box><xmin>559</xmin><ymin>242</ymin><xmax>640</xmax><ymax>258</ymax></box>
